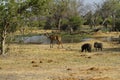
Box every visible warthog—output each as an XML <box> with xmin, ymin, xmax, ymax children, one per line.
<box><xmin>94</xmin><ymin>42</ymin><xmax>103</xmax><ymax>51</ymax></box>
<box><xmin>81</xmin><ymin>43</ymin><xmax>92</xmax><ymax>52</ymax></box>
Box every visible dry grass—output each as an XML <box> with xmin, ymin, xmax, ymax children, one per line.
<box><xmin>93</xmin><ymin>31</ymin><xmax>120</xmax><ymax>37</ymax></box>
<box><xmin>0</xmin><ymin>32</ymin><xmax>120</xmax><ymax>80</ymax></box>
<box><xmin>15</xmin><ymin>29</ymin><xmax>57</xmax><ymax>35</ymax></box>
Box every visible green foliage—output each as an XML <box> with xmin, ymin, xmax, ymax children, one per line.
<box><xmin>44</xmin><ymin>0</ymin><xmax>83</xmax><ymax>30</ymax></box>
<box><xmin>83</xmin><ymin>0</ymin><xmax>120</xmax><ymax>31</ymax></box>
<box><xmin>17</xmin><ymin>0</ymin><xmax>52</xmax><ymax>29</ymax></box>
<box><xmin>0</xmin><ymin>0</ymin><xmax>18</xmax><ymax>33</ymax></box>
<box><xmin>61</xmin><ymin>32</ymin><xmax>91</xmax><ymax>43</ymax></box>
<box><xmin>60</xmin><ymin>19</ymin><xmax>69</xmax><ymax>30</ymax></box>
<box><xmin>18</xmin><ymin>0</ymin><xmax>50</xmax><ymax>15</ymax></box>
<box><xmin>114</xmin><ymin>8</ymin><xmax>120</xmax><ymax>31</ymax></box>
<box><xmin>115</xmin><ymin>19</ymin><xmax>120</xmax><ymax>31</ymax></box>
<box><xmin>69</xmin><ymin>16</ymin><xmax>83</xmax><ymax>31</ymax></box>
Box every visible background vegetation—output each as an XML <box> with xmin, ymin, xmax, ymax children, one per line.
<box><xmin>0</xmin><ymin>0</ymin><xmax>120</xmax><ymax>54</ymax></box>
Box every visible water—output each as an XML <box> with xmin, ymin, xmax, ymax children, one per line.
<box><xmin>15</xmin><ymin>35</ymin><xmax>83</xmax><ymax>44</ymax></box>
<box><xmin>14</xmin><ymin>35</ymin><xmax>116</xmax><ymax>44</ymax></box>
<box><xmin>15</xmin><ymin>35</ymin><xmax>50</xmax><ymax>44</ymax></box>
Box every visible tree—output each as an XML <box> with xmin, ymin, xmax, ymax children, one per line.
<box><xmin>83</xmin><ymin>11</ymin><xmax>94</xmax><ymax>28</ymax></box>
<box><xmin>115</xmin><ymin>9</ymin><xmax>120</xmax><ymax>31</ymax></box>
<box><xmin>0</xmin><ymin>0</ymin><xmax>19</xmax><ymax>54</ymax></box>
<box><xmin>69</xmin><ymin>16</ymin><xmax>83</xmax><ymax>31</ymax></box>
<box><xmin>0</xmin><ymin>0</ymin><xmax>51</xmax><ymax>55</ymax></box>
<box><xmin>93</xmin><ymin>0</ymin><xmax>120</xmax><ymax>31</ymax></box>
<box><xmin>45</xmin><ymin>0</ymin><xmax>84</xmax><ymax>31</ymax></box>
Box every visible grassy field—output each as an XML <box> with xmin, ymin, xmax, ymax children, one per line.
<box><xmin>0</xmin><ymin>31</ymin><xmax>120</xmax><ymax>80</ymax></box>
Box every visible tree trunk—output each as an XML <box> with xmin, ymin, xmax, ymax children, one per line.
<box><xmin>112</xmin><ymin>15</ymin><xmax>115</xmax><ymax>31</ymax></box>
<box><xmin>58</xmin><ymin>18</ymin><xmax>61</xmax><ymax>32</ymax></box>
<box><xmin>112</xmin><ymin>11</ymin><xmax>116</xmax><ymax>31</ymax></box>
<box><xmin>1</xmin><ymin>36</ymin><xmax>6</xmax><ymax>55</ymax></box>
<box><xmin>119</xmin><ymin>35</ymin><xmax>120</xmax><ymax>44</ymax></box>
<box><xmin>0</xmin><ymin>30</ymin><xmax>6</xmax><ymax>55</ymax></box>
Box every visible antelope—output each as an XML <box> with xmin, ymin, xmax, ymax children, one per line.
<box><xmin>45</xmin><ymin>33</ymin><xmax>63</xmax><ymax>48</ymax></box>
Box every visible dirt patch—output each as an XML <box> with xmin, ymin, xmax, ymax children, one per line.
<box><xmin>88</xmin><ymin>77</ymin><xmax>113</xmax><ymax>80</ymax></box>
<box><xmin>32</xmin><ymin>64</ymin><xmax>39</xmax><ymax>67</ymax></box>
<box><xmin>87</xmin><ymin>67</ymin><xmax>99</xmax><ymax>71</ymax></box>
<box><xmin>31</xmin><ymin>60</ymin><xmax>36</xmax><ymax>63</ymax></box>
<box><xmin>87</xmin><ymin>66</ymin><xmax>114</xmax><ymax>72</ymax></box>
<box><xmin>0</xmin><ymin>67</ymin><xmax>2</xmax><ymax>69</ymax></box>
<box><xmin>52</xmin><ymin>77</ymin><xmax>81</xmax><ymax>80</ymax></box>
<box><xmin>51</xmin><ymin>76</ymin><xmax>112</xmax><ymax>80</ymax></box>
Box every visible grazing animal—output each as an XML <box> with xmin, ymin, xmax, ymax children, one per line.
<box><xmin>94</xmin><ymin>42</ymin><xmax>103</xmax><ymax>51</ymax></box>
<box><xmin>45</xmin><ymin>33</ymin><xmax>63</xmax><ymax>48</ymax></box>
<box><xmin>81</xmin><ymin>43</ymin><xmax>92</xmax><ymax>52</ymax></box>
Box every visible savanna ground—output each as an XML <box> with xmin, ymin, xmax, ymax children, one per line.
<box><xmin>0</xmin><ymin>31</ymin><xmax>120</xmax><ymax>80</ymax></box>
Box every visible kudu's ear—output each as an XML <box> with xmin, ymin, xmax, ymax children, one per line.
<box><xmin>44</xmin><ymin>32</ymin><xmax>50</xmax><ymax>37</ymax></box>
<box><xmin>46</xmin><ymin>32</ymin><xmax>49</xmax><ymax>35</ymax></box>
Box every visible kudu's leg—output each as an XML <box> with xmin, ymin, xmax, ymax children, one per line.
<box><xmin>50</xmin><ymin>40</ymin><xmax>53</xmax><ymax>48</ymax></box>
<box><xmin>57</xmin><ymin>41</ymin><xmax>63</xmax><ymax>48</ymax></box>
<box><xmin>60</xmin><ymin>41</ymin><xmax>63</xmax><ymax>48</ymax></box>
<box><xmin>57</xmin><ymin>41</ymin><xmax>60</xmax><ymax>48</ymax></box>
<box><xmin>96</xmin><ymin>48</ymin><xmax>97</xmax><ymax>51</ymax></box>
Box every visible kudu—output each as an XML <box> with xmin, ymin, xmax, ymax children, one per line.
<box><xmin>45</xmin><ymin>33</ymin><xmax>63</xmax><ymax>48</ymax></box>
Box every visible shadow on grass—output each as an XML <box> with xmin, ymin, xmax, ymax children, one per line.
<box><xmin>92</xmin><ymin>47</ymin><xmax>120</xmax><ymax>53</ymax></box>
<box><xmin>103</xmin><ymin>47</ymin><xmax>120</xmax><ymax>52</ymax></box>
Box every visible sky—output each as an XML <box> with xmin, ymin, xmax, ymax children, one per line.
<box><xmin>81</xmin><ymin>0</ymin><xmax>104</xmax><ymax>15</ymax></box>
<box><xmin>84</xmin><ymin>0</ymin><xmax>103</xmax><ymax>5</ymax></box>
